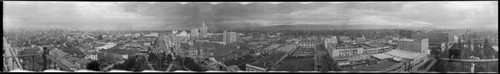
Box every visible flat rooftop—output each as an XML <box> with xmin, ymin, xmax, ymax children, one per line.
<box><xmin>273</xmin><ymin>57</ymin><xmax>315</xmax><ymax>71</ymax></box>
<box><xmin>341</xmin><ymin>59</ymin><xmax>400</xmax><ymax>71</ymax></box>
<box><xmin>248</xmin><ymin>52</ymin><xmax>287</xmax><ymax>68</ymax></box>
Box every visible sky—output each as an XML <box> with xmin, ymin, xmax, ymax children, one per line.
<box><xmin>3</xmin><ymin>1</ymin><xmax>498</xmax><ymax>31</ymax></box>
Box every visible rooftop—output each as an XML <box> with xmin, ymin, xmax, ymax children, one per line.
<box><xmin>275</xmin><ymin>44</ymin><xmax>297</xmax><ymax>53</ymax></box>
<box><xmin>248</xmin><ymin>52</ymin><xmax>287</xmax><ymax>68</ymax></box>
<box><xmin>385</xmin><ymin>49</ymin><xmax>427</xmax><ymax>60</ymax></box>
<box><xmin>223</xmin><ymin>55</ymin><xmax>256</xmax><ymax>68</ymax></box>
<box><xmin>341</xmin><ymin>59</ymin><xmax>399</xmax><ymax>71</ymax></box>
<box><xmin>264</xmin><ymin>44</ymin><xmax>281</xmax><ymax>50</ymax></box>
<box><xmin>273</xmin><ymin>58</ymin><xmax>315</xmax><ymax>71</ymax></box>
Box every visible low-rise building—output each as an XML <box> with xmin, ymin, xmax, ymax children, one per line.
<box><xmin>328</xmin><ymin>47</ymin><xmax>364</xmax><ymax>58</ymax></box>
<box><xmin>371</xmin><ymin>49</ymin><xmax>429</xmax><ymax>72</ymax></box>
<box><xmin>324</xmin><ymin>36</ymin><xmax>338</xmax><ymax>48</ymax></box>
<box><xmin>245</xmin><ymin>52</ymin><xmax>288</xmax><ymax>72</ymax></box>
<box><xmin>96</xmin><ymin>42</ymin><xmax>117</xmax><ymax>51</ymax></box>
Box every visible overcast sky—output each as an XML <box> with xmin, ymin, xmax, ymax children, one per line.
<box><xmin>3</xmin><ymin>1</ymin><xmax>498</xmax><ymax>30</ymax></box>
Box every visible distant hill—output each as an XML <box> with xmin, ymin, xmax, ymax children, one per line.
<box><xmin>232</xmin><ymin>24</ymin><xmax>435</xmax><ymax>31</ymax></box>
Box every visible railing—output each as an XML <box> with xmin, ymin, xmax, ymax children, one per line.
<box><xmin>3</xmin><ymin>53</ymin><xmax>75</xmax><ymax>71</ymax></box>
<box><xmin>438</xmin><ymin>58</ymin><xmax>498</xmax><ymax>62</ymax></box>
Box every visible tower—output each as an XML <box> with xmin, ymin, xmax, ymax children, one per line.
<box><xmin>200</xmin><ymin>21</ymin><xmax>208</xmax><ymax>37</ymax></box>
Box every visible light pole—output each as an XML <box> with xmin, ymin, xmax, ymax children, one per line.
<box><xmin>469</xmin><ymin>56</ymin><xmax>480</xmax><ymax>73</ymax></box>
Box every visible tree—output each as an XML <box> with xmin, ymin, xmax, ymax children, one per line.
<box><xmin>166</xmin><ymin>54</ymin><xmax>172</xmax><ymax>63</ymax></box>
<box><xmin>86</xmin><ymin>61</ymin><xmax>101</xmax><ymax>71</ymax></box>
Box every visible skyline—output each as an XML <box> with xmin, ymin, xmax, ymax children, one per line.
<box><xmin>3</xmin><ymin>1</ymin><xmax>498</xmax><ymax>31</ymax></box>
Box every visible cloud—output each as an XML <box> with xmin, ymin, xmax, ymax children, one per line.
<box><xmin>3</xmin><ymin>2</ymin><xmax>497</xmax><ymax>30</ymax></box>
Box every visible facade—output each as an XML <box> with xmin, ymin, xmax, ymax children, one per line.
<box><xmin>298</xmin><ymin>41</ymin><xmax>319</xmax><ymax>48</ymax></box>
<box><xmin>299</xmin><ymin>38</ymin><xmax>321</xmax><ymax>48</ymax></box>
<box><xmin>223</xmin><ymin>31</ymin><xmax>238</xmax><ymax>43</ymax></box>
<box><xmin>362</xmin><ymin>46</ymin><xmax>389</xmax><ymax>55</ymax></box>
<box><xmin>327</xmin><ymin>43</ymin><xmax>389</xmax><ymax>59</ymax></box>
<box><xmin>324</xmin><ymin>36</ymin><xmax>338</xmax><ymax>48</ymax></box>
<box><xmin>84</xmin><ymin>54</ymin><xmax>99</xmax><ymax>61</ymax></box>
<box><xmin>177</xmin><ymin>31</ymin><xmax>190</xmax><ymax>37</ymax></box>
<box><xmin>395</xmin><ymin>39</ymin><xmax>430</xmax><ymax>54</ymax></box>
<box><xmin>328</xmin><ymin>47</ymin><xmax>364</xmax><ymax>58</ymax></box>
<box><xmin>379</xmin><ymin>49</ymin><xmax>430</xmax><ymax>72</ymax></box>
<box><xmin>190</xmin><ymin>28</ymin><xmax>199</xmax><ymax>37</ymax></box>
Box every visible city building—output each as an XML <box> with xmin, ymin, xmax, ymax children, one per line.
<box><xmin>339</xmin><ymin>36</ymin><xmax>353</xmax><ymax>43</ymax></box>
<box><xmin>262</xmin><ymin>44</ymin><xmax>281</xmax><ymax>54</ymax></box>
<box><xmin>191</xmin><ymin>28</ymin><xmax>199</xmax><ymax>37</ymax></box>
<box><xmin>327</xmin><ymin>43</ymin><xmax>389</xmax><ymax>60</ymax></box>
<box><xmin>223</xmin><ymin>31</ymin><xmax>238</xmax><ymax>43</ymax></box>
<box><xmin>371</xmin><ymin>49</ymin><xmax>430</xmax><ymax>72</ymax></box>
<box><xmin>245</xmin><ymin>52</ymin><xmax>288</xmax><ymax>72</ymax></box>
<box><xmin>341</xmin><ymin>49</ymin><xmax>430</xmax><ymax>72</ymax></box>
<box><xmin>411</xmin><ymin>32</ymin><xmax>457</xmax><ymax>44</ymax></box>
<box><xmin>324</xmin><ymin>36</ymin><xmax>338</xmax><ymax>48</ymax></box>
<box><xmin>144</xmin><ymin>33</ymin><xmax>159</xmax><ymax>37</ymax></box>
<box><xmin>356</xmin><ymin>35</ymin><xmax>367</xmax><ymax>42</ymax></box>
<box><xmin>84</xmin><ymin>54</ymin><xmax>99</xmax><ymax>61</ymax></box>
<box><xmin>328</xmin><ymin>47</ymin><xmax>364</xmax><ymax>58</ymax></box>
<box><xmin>96</xmin><ymin>42</ymin><xmax>117</xmax><ymax>51</ymax></box>
<box><xmin>299</xmin><ymin>41</ymin><xmax>320</xmax><ymax>48</ymax></box>
<box><xmin>290</xmin><ymin>48</ymin><xmax>314</xmax><ymax>57</ymax></box>
<box><xmin>395</xmin><ymin>39</ymin><xmax>430</xmax><ymax>54</ymax></box>
<box><xmin>200</xmin><ymin>22</ymin><xmax>208</xmax><ymax>37</ymax></box>
<box><xmin>245</xmin><ymin>45</ymin><xmax>297</xmax><ymax>71</ymax></box>
<box><xmin>299</xmin><ymin>37</ymin><xmax>321</xmax><ymax>49</ymax></box>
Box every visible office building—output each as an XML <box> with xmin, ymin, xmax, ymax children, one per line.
<box><xmin>223</xmin><ymin>31</ymin><xmax>238</xmax><ymax>43</ymax></box>
<box><xmin>395</xmin><ymin>39</ymin><xmax>430</xmax><ymax>54</ymax></box>
<box><xmin>191</xmin><ymin>28</ymin><xmax>199</xmax><ymax>37</ymax></box>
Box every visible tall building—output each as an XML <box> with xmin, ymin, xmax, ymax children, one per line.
<box><xmin>190</xmin><ymin>28</ymin><xmax>199</xmax><ymax>37</ymax></box>
<box><xmin>395</xmin><ymin>39</ymin><xmax>430</xmax><ymax>54</ymax></box>
<box><xmin>223</xmin><ymin>31</ymin><xmax>238</xmax><ymax>43</ymax></box>
<box><xmin>200</xmin><ymin>22</ymin><xmax>208</xmax><ymax>37</ymax></box>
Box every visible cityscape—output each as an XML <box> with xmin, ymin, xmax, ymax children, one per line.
<box><xmin>3</xmin><ymin>1</ymin><xmax>499</xmax><ymax>73</ymax></box>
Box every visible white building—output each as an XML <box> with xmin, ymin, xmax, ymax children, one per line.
<box><xmin>324</xmin><ymin>36</ymin><xmax>338</xmax><ymax>48</ymax></box>
<box><xmin>223</xmin><ymin>31</ymin><xmax>238</xmax><ymax>43</ymax></box>
<box><xmin>372</xmin><ymin>49</ymin><xmax>429</xmax><ymax>72</ymax></box>
<box><xmin>96</xmin><ymin>42</ymin><xmax>117</xmax><ymax>51</ymax></box>
<box><xmin>85</xmin><ymin>54</ymin><xmax>98</xmax><ymax>60</ymax></box>
<box><xmin>328</xmin><ymin>47</ymin><xmax>364</xmax><ymax>58</ymax></box>
<box><xmin>395</xmin><ymin>38</ymin><xmax>430</xmax><ymax>54</ymax></box>
<box><xmin>144</xmin><ymin>33</ymin><xmax>159</xmax><ymax>37</ymax></box>
<box><xmin>177</xmin><ymin>31</ymin><xmax>190</xmax><ymax>37</ymax></box>
<box><xmin>191</xmin><ymin>28</ymin><xmax>200</xmax><ymax>37</ymax></box>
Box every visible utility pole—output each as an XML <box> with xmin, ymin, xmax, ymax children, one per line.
<box><xmin>42</xmin><ymin>47</ymin><xmax>47</xmax><ymax>70</ymax></box>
